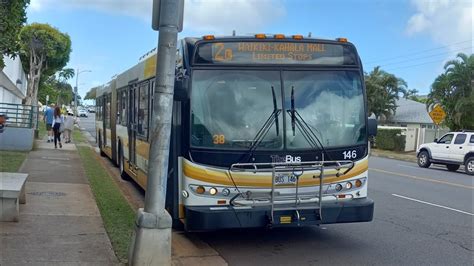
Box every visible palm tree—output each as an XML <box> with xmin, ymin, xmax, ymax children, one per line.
<box><xmin>427</xmin><ymin>53</ymin><xmax>474</xmax><ymax>130</ymax></box>
<box><xmin>58</xmin><ymin>68</ymin><xmax>75</xmax><ymax>82</ymax></box>
<box><xmin>365</xmin><ymin>66</ymin><xmax>407</xmax><ymax>120</ymax></box>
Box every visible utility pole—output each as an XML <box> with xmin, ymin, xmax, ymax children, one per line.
<box><xmin>75</xmin><ymin>68</ymin><xmax>91</xmax><ymax>116</ymax></box>
<box><xmin>128</xmin><ymin>0</ymin><xmax>184</xmax><ymax>265</ymax></box>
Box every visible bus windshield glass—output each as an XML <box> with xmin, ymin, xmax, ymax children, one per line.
<box><xmin>190</xmin><ymin>70</ymin><xmax>366</xmax><ymax>150</ymax></box>
<box><xmin>191</xmin><ymin>70</ymin><xmax>283</xmax><ymax>149</ymax></box>
<box><xmin>284</xmin><ymin>70</ymin><xmax>366</xmax><ymax>149</ymax></box>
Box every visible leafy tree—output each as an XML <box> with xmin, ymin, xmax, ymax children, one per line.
<box><xmin>427</xmin><ymin>53</ymin><xmax>474</xmax><ymax>130</ymax></box>
<box><xmin>0</xmin><ymin>0</ymin><xmax>29</xmax><ymax>68</ymax></box>
<box><xmin>18</xmin><ymin>23</ymin><xmax>72</xmax><ymax>106</ymax></box>
<box><xmin>58</xmin><ymin>68</ymin><xmax>75</xmax><ymax>82</ymax></box>
<box><xmin>84</xmin><ymin>86</ymin><xmax>97</xmax><ymax>100</ymax></box>
<box><xmin>365</xmin><ymin>66</ymin><xmax>408</xmax><ymax>120</ymax></box>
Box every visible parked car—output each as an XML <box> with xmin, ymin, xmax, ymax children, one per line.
<box><xmin>87</xmin><ymin>107</ymin><xmax>95</xmax><ymax>113</ymax></box>
<box><xmin>78</xmin><ymin>109</ymin><xmax>88</xmax><ymax>117</ymax></box>
<box><xmin>417</xmin><ymin>131</ymin><xmax>474</xmax><ymax>175</ymax></box>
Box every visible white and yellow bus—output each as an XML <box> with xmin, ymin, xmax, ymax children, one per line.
<box><xmin>96</xmin><ymin>34</ymin><xmax>377</xmax><ymax>231</ymax></box>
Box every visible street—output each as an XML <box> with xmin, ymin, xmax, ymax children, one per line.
<box><xmin>79</xmin><ymin>115</ymin><xmax>474</xmax><ymax>265</ymax></box>
<box><xmin>79</xmin><ymin>112</ymin><xmax>96</xmax><ymax>139</ymax></box>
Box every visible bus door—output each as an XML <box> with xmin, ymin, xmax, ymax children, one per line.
<box><xmin>102</xmin><ymin>95</ymin><xmax>108</xmax><ymax>147</ymax></box>
<box><xmin>128</xmin><ymin>85</ymin><xmax>138</xmax><ymax>167</ymax></box>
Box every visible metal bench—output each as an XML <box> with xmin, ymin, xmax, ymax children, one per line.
<box><xmin>0</xmin><ymin>172</ymin><xmax>28</xmax><ymax>222</ymax></box>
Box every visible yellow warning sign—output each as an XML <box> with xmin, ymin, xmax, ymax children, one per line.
<box><xmin>429</xmin><ymin>105</ymin><xmax>446</xmax><ymax>125</ymax></box>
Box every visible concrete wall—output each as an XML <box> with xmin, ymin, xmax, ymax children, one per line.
<box><xmin>0</xmin><ymin>55</ymin><xmax>27</xmax><ymax>104</ymax></box>
<box><xmin>0</xmin><ymin>127</ymin><xmax>34</xmax><ymax>151</ymax></box>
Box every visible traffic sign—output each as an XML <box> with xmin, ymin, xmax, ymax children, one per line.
<box><xmin>429</xmin><ymin>105</ymin><xmax>446</xmax><ymax>125</ymax></box>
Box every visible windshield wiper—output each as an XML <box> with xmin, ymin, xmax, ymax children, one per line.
<box><xmin>272</xmin><ymin>86</ymin><xmax>280</xmax><ymax>136</ymax></box>
<box><xmin>287</xmin><ymin>87</ymin><xmax>330</xmax><ymax>158</ymax></box>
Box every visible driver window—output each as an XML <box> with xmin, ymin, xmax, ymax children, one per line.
<box><xmin>438</xmin><ymin>134</ymin><xmax>454</xmax><ymax>144</ymax></box>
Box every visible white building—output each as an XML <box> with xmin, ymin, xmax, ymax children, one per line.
<box><xmin>0</xmin><ymin>55</ymin><xmax>27</xmax><ymax>104</ymax></box>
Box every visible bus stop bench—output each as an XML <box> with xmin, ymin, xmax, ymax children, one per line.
<box><xmin>0</xmin><ymin>172</ymin><xmax>28</xmax><ymax>222</ymax></box>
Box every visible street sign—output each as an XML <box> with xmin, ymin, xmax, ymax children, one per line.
<box><xmin>429</xmin><ymin>105</ymin><xmax>446</xmax><ymax>125</ymax></box>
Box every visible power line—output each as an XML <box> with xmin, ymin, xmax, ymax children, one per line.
<box><xmin>364</xmin><ymin>39</ymin><xmax>473</xmax><ymax>64</ymax></box>
<box><xmin>385</xmin><ymin>58</ymin><xmax>449</xmax><ymax>71</ymax></box>
<box><xmin>365</xmin><ymin>46</ymin><xmax>473</xmax><ymax>69</ymax></box>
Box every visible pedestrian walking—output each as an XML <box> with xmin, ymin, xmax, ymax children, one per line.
<box><xmin>63</xmin><ymin>112</ymin><xmax>76</xmax><ymax>143</ymax></box>
<box><xmin>44</xmin><ymin>104</ymin><xmax>55</xmax><ymax>142</ymax></box>
<box><xmin>51</xmin><ymin>106</ymin><xmax>64</xmax><ymax>149</ymax></box>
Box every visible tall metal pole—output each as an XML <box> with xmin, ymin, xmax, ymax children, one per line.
<box><xmin>129</xmin><ymin>0</ymin><xmax>183</xmax><ymax>265</ymax></box>
<box><xmin>75</xmin><ymin>68</ymin><xmax>79</xmax><ymax>115</ymax></box>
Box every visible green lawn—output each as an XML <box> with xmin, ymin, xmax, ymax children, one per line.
<box><xmin>0</xmin><ymin>151</ymin><xmax>27</xmax><ymax>172</ymax></box>
<box><xmin>72</xmin><ymin>128</ymin><xmax>85</xmax><ymax>143</ymax></box>
<box><xmin>37</xmin><ymin>120</ymin><xmax>47</xmax><ymax>139</ymax></box>
<box><xmin>76</xmin><ymin>145</ymin><xmax>135</xmax><ymax>262</ymax></box>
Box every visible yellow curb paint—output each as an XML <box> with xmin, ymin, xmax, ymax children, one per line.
<box><xmin>370</xmin><ymin>168</ymin><xmax>474</xmax><ymax>190</ymax></box>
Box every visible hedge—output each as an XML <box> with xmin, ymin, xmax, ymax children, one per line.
<box><xmin>375</xmin><ymin>129</ymin><xmax>406</xmax><ymax>151</ymax></box>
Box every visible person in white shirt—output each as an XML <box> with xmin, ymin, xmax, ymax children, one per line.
<box><xmin>63</xmin><ymin>112</ymin><xmax>76</xmax><ymax>143</ymax></box>
<box><xmin>51</xmin><ymin>106</ymin><xmax>64</xmax><ymax>148</ymax></box>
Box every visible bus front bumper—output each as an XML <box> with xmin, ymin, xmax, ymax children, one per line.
<box><xmin>184</xmin><ymin>197</ymin><xmax>374</xmax><ymax>231</ymax></box>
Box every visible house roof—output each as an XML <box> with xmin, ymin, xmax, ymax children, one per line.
<box><xmin>390</xmin><ymin>98</ymin><xmax>434</xmax><ymax>124</ymax></box>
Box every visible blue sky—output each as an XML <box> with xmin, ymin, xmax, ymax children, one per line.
<box><xmin>27</xmin><ymin>0</ymin><xmax>472</xmax><ymax>102</ymax></box>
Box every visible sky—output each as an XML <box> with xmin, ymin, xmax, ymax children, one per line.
<box><xmin>27</xmin><ymin>0</ymin><xmax>473</xmax><ymax>103</ymax></box>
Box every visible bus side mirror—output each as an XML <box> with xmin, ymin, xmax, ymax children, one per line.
<box><xmin>174</xmin><ymin>75</ymin><xmax>188</xmax><ymax>101</ymax></box>
<box><xmin>368</xmin><ymin>118</ymin><xmax>377</xmax><ymax>137</ymax></box>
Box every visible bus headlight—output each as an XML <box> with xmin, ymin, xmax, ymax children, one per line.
<box><xmin>182</xmin><ymin>190</ymin><xmax>189</xmax><ymax>198</ymax></box>
<box><xmin>222</xmin><ymin>188</ymin><xmax>230</xmax><ymax>196</ymax></box>
<box><xmin>355</xmin><ymin>179</ymin><xmax>362</xmax><ymax>187</ymax></box>
<box><xmin>345</xmin><ymin>182</ymin><xmax>352</xmax><ymax>189</ymax></box>
<box><xmin>196</xmin><ymin>186</ymin><xmax>205</xmax><ymax>194</ymax></box>
<box><xmin>335</xmin><ymin>184</ymin><xmax>343</xmax><ymax>191</ymax></box>
<box><xmin>209</xmin><ymin>187</ymin><xmax>218</xmax><ymax>195</ymax></box>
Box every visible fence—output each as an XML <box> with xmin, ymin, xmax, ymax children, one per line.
<box><xmin>404</xmin><ymin>127</ymin><xmax>450</xmax><ymax>152</ymax></box>
<box><xmin>0</xmin><ymin>102</ymin><xmax>39</xmax><ymax>129</ymax></box>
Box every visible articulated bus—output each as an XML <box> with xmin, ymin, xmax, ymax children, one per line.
<box><xmin>96</xmin><ymin>34</ymin><xmax>377</xmax><ymax>231</ymax></box>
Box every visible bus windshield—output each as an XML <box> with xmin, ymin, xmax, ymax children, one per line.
<box><xmin>283</xmin><ymin>70</ymin><xmax>366</xmax><ymax>149</ymax></box>
<box><xmin>191</xmin><ymin>69</ymin><xmax>366</xmax><ymax>150</ymax></box>
<box><xmin>191</xmin><ymin>70</ymin><xmax>283</xmax><ymax>149</ymax></box>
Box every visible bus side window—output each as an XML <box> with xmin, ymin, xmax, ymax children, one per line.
<box><xmin>138</xmin><ymin>82</ymin><xmax>149</xmax><ymax>138</ymax></box>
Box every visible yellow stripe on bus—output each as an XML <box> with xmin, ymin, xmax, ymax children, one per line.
<box><xmin>183</xmin><ymin>158</ymin><xmax>368</xmax><ymax>187</ymax></box>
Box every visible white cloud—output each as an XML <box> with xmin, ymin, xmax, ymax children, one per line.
<box><xmin>405</xmin><ymin>0</ymin><xmax>473</xmax><ymax>53</ymax></box>
<box><xmin>28</xmin><ymin>0</ymin><xmax>286</xmax><ymax>34</ymax></box>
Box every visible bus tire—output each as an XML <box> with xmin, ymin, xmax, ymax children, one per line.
<box><xmin>465</xmin><ymin>157</ymin><xmax>474</xmax><ymax>176</ymax></box>
<box><xmin>119</xmin><ymin>145</ymin><xmax>131</xmax><ymax>181</ymax></box>
<box><xmin>98</xmin><ymin>132</ymin><xmax>106</xmax><ymax>157</ymax></box>
<box><xmin>417</xmin><ymin>151</ymin><xmax>431</xmax><ymax>168</ymax></box>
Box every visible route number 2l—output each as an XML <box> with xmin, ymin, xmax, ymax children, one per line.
<box><xmin>343</xmin><ymin>150</ymin><xmax>357</xmax><ymax>159</ymax></box>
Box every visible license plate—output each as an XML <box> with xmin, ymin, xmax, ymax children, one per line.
<box><xmin>275</xmin><ymin>173</ymin><xmax>297</xmax><ymax>185</ymax></box>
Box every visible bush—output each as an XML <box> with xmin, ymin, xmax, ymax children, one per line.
<box><xmin>375</xmin><ymin>129</ymin><xmax>406</xmax><ymax>151</ymax></box>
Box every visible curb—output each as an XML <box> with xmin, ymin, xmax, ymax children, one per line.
<box><xmin>76</xmin><ymin>128</ymin><xmax>228</xmax><ymax>266</ymax></box>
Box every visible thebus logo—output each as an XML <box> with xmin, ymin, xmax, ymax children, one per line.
<box><xmin>271</xmin><ymin>155</ymin><xmax>301</xmax><ymax>163</ymax></box>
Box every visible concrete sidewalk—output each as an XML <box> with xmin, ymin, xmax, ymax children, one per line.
<box><xmin>0</xmin><ymin>139</ymin><xmax>119</xmax><ymax>265</ymax></box>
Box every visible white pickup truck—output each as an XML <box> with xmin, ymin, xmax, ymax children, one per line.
<box><xmin>417</xmin><ymin>131</ymin><xmax>474</xmax><ymax>175</ymax></box>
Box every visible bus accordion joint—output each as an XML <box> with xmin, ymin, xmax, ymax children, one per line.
<box><xmin>336</xmin><ymin>37</ymin><xmax>348</xmax><ymax>42</ymax></box>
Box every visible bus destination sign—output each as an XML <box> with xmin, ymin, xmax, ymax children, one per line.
<box><xmin>195</xmin><ymin>41</ymin><xmax>357</xmax><ymax>65</ymax></box>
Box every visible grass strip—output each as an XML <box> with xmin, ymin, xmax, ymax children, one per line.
<box><xmin>73</xmin><ymin>128</ymin><xmax>85</xmax><ymax>143</ymax></box>
<box><xmin>37</xmin><ymin>120</ymin><xmax>47</xmax><ymax>139</ymax></box>
<box><xmin>77</xmin><ymin>145</ymin><xmax>135</xmax><ymax>262</ymax></box>
<box><xmin>0</xmin><ymin>151</ymin><xmax>27</xmax><ymax>172</ymax></box>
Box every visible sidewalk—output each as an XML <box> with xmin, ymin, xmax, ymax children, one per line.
<box><xmin>0</xmin><ymin>138</ymin><xmax>119</xmax><ymax>265</ymax></box>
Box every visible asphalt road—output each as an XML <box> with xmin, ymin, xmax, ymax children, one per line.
<box><xmin>82</xmin><ymin>116</ymin><xmax>473</xmax><ymax>265</ymax></box>
<box><xmin>195</xmin><ymin>157</ymin><xmax>473</xmax><ymax>265</ymax></box>
<box><xmin>79</xmin><ymin>113</ymin><xmax>96</xmax><ymax>139</ymax></box>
